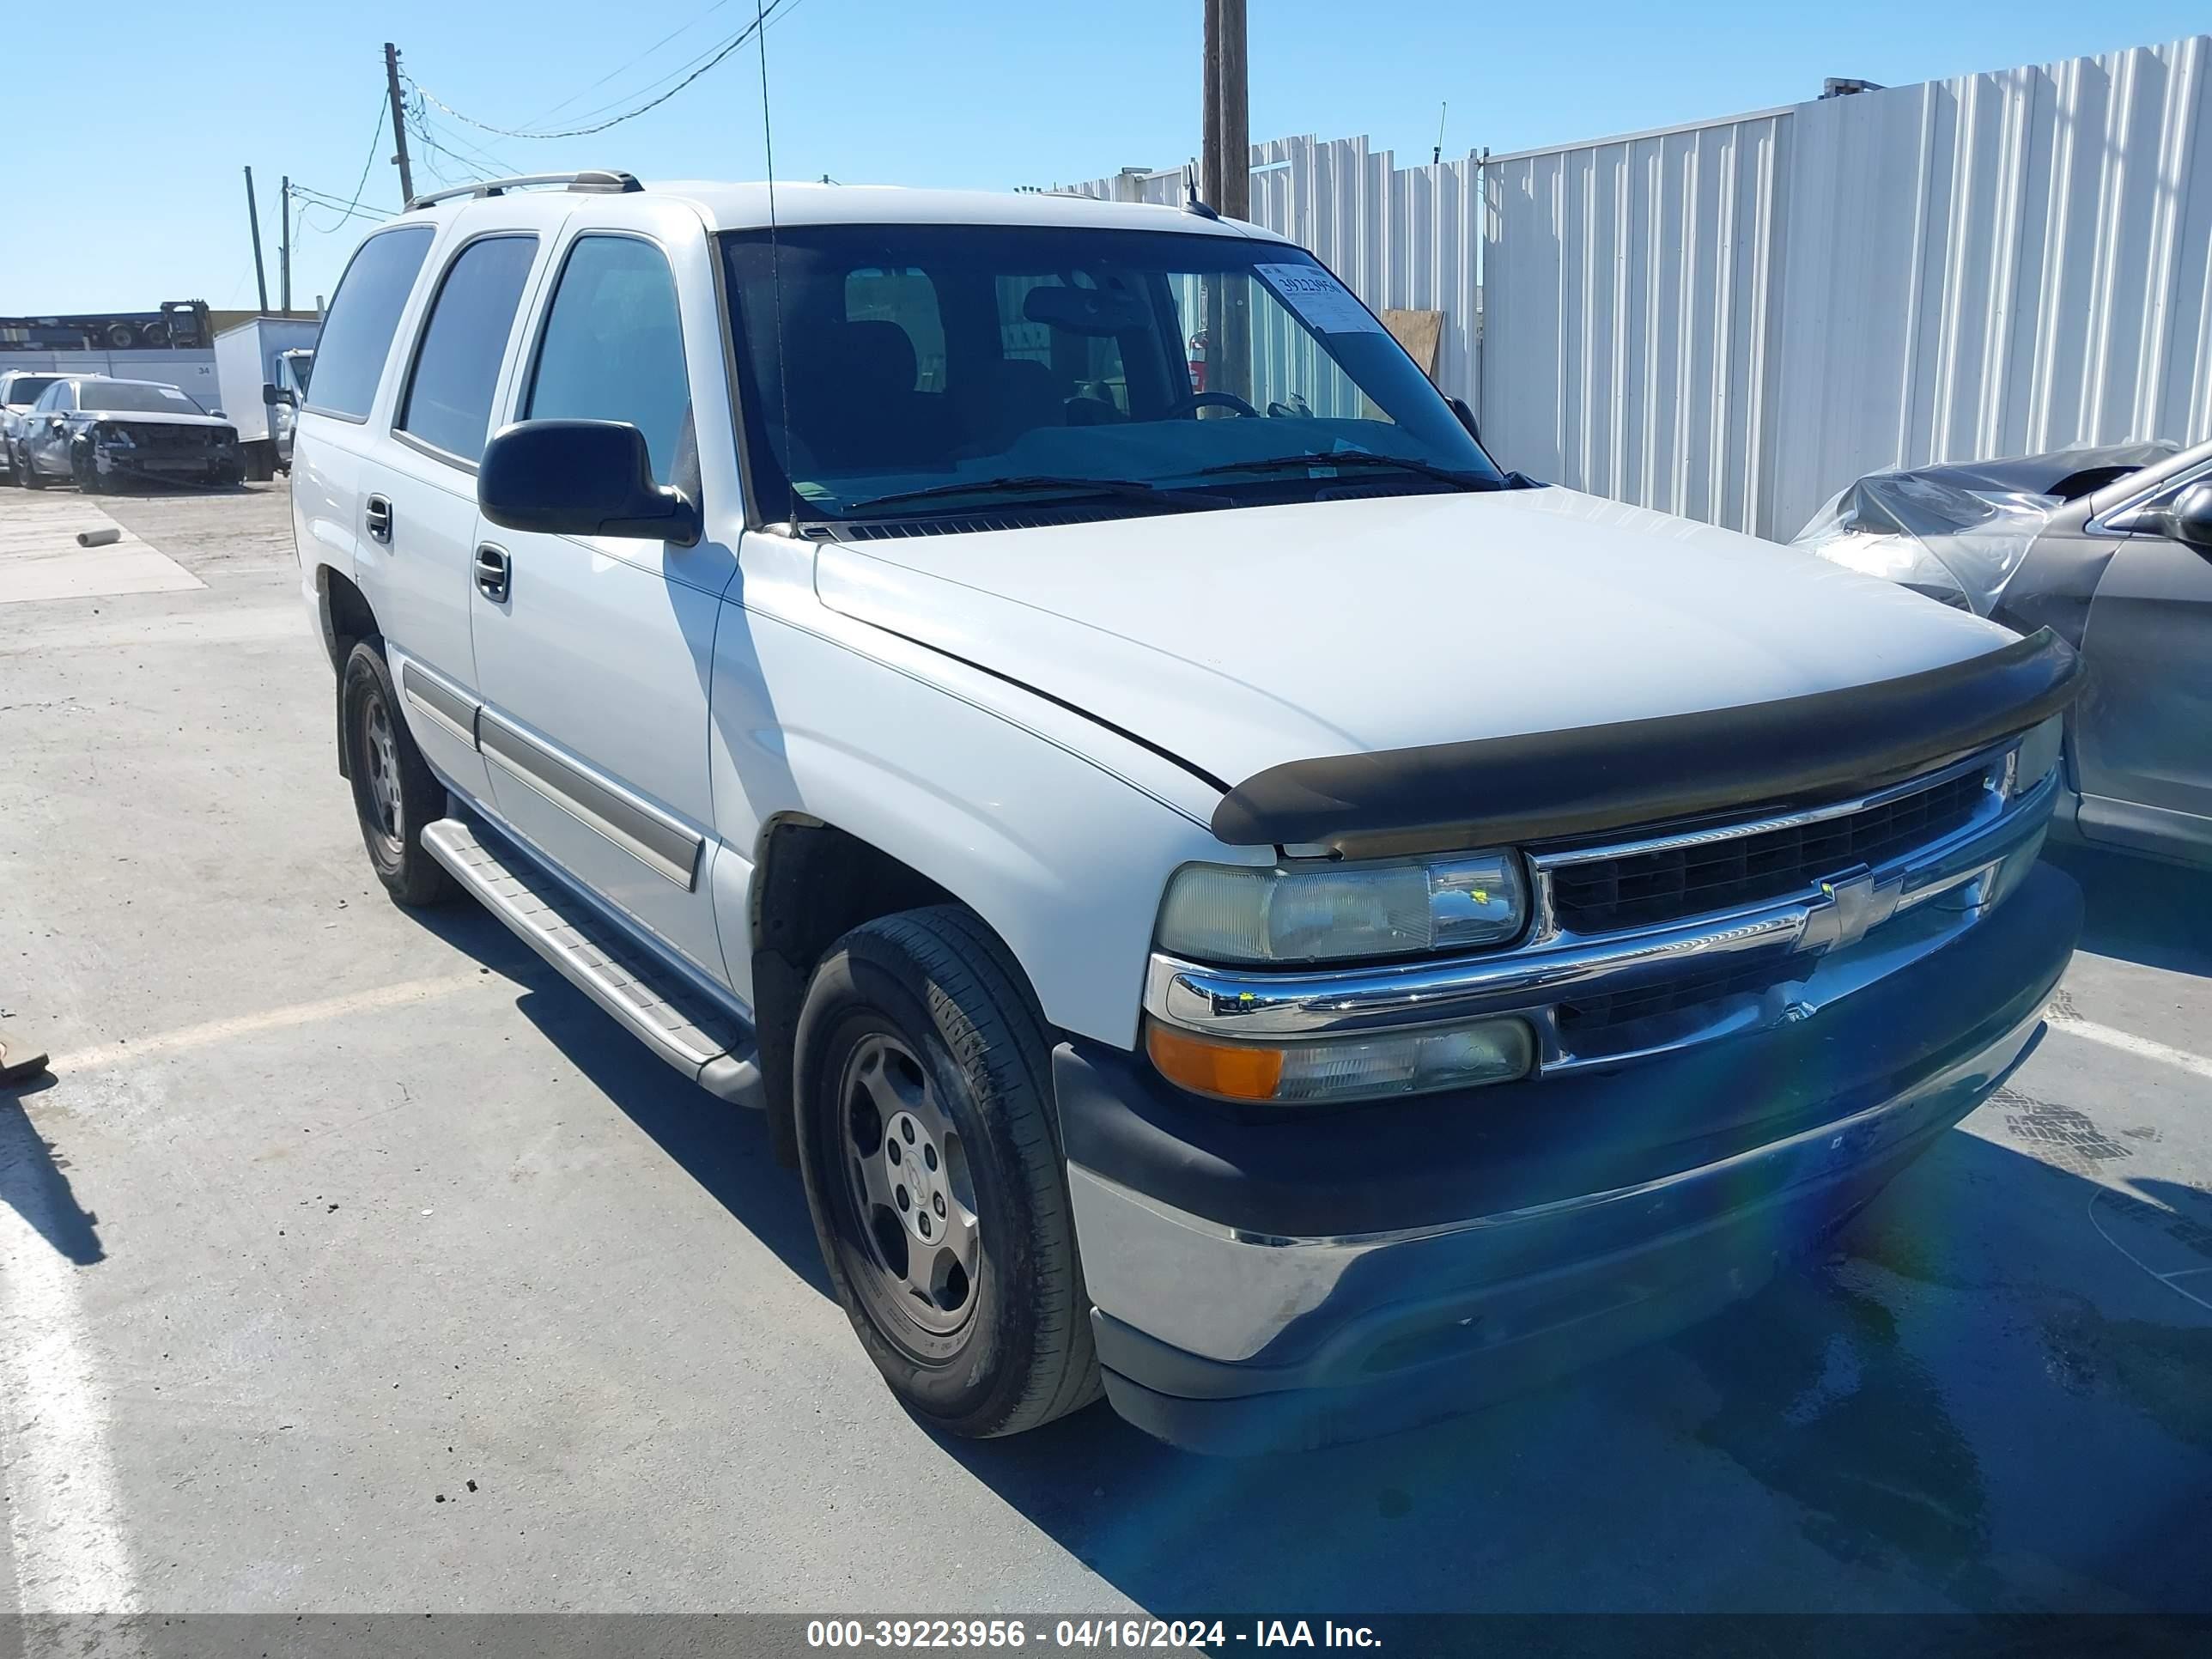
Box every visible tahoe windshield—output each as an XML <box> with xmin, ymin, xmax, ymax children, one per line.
<box><xmin>720</xmin><ymin>223</ymin><xmax>1504</xmax><ymax>521</ymax></box>
<box><xmin>82</xmin><ymin>382</ymin><xmax>208</xmax><ymax>415</ymax></box>
<box><xmin>4</xmin><ymin>376</ymin><xmax>61</xmax><ymax>408</ymax></box>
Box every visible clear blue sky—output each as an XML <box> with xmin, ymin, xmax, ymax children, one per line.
<box><xmin>10</xmin><ymin>0</ymin><xmax>2207</xmax><ymax>313</ymax></box>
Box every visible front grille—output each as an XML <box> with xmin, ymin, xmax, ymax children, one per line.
<box><xmin>1549</xmin><ymin>766</ymin><xmax>1991</xmax><ymax>936</ymax></box>
<box><xmin>118</xmin><ymin>422</ymin><xmax>218</xmax><ymax>453</ymax></box>
<box><xmin>1556</xmin><ymin>957</ymin><xmax>1788</xmax><ymax>1032</ymax></box>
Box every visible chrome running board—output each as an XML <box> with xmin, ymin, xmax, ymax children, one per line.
<box><xmin>422</xmin><ymin>817</ymin><xmax>764</xmax><ymax>1109</ymax></box>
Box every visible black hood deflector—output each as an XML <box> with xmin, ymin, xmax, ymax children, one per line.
<box><xmin>1211</xmin><ymin>628</ymin><xmax>2081</xmax><ymax>855</ymax></box>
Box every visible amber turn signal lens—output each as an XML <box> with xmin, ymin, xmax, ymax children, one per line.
<box><xmin>1145</xmin><ymin>1020</ymin><xmax>1287</xmax><ymax>1102</ymax></box>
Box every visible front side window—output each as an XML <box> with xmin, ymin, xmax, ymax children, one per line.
<box><xmin>525</xmin><ymin>235</ymin><xmax>691</xmax><ymax>489</ymax></box>
<box><xmin>721</xmin><ymin>223</ymin><xmax>1502</xmax><ymax>523</ymax></box>
<box><xmin>308</xmin><ymin>225</ymin><xmax>434</xmax><ymax>422</ymax></box>
<box><xmin>398</xmin><ymin>234</ymin><xmax>538</xmax><ymax>465</ymax></box>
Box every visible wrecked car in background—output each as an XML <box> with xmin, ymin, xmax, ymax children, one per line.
<box><xmin>14</xmin><ymin>374</ymin><xmax>244</xmax><ymax>494</ymax></box>
<box><xmin>1797</xmin><ymin>439</ymin><xmax>2212</xmax><ymax>869</ymax></box>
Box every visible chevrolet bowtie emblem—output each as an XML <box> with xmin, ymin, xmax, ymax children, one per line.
<box><xmin>1802</xmin><ymin>867</ymin><xmax>1897</xmax><ymax>953</ymax></box>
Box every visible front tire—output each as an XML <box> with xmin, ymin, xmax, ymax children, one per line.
<box><xmin>794</xmin><ymin>906</ymin><xmax>1100</xmax><ymax>1438</ymax></box>
<box><xmin>340</xmin><ymin>640</ymin><xmax>457</xmax><ymax>907</ymax></box>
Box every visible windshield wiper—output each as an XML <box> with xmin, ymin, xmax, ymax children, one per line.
<box><xmin>839</xmin><ymin>474</ymin><xmax>1222</xmax><ymax>514</ymax></box>
<box><xmin>1184</xmin><ymin>452</ymin><xmax>1505</xmax><ymax>491</ymax></box>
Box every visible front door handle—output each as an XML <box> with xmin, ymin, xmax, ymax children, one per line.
<box><xmin>474</xmin><ymin>543</ymin><xmax>512</xmax><ymax>602</ymax></box>
<box><xmin>364</xmin><ymin>494</ymin><xmax>392</xmax><ymax>544</ymax></box>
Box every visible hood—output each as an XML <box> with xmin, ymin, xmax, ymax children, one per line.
<box><xmin>812</xmin><ymin>486</ymin><xmax>2017</xmax><ymax>788</ymax></box>
<box><xmin>1790</xmin><ymin>440</ymin><xmax>2184</xmax><ymax>617</ymax></box>
<box><xmin>81</xmin><ymin>408</ymin><xmax>230</xmax><ymax>429</ymax></box>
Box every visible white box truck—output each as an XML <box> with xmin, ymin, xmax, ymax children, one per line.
<box><xmin>214</xmin><ymin>317</ymin><xmax>318</xmax><ymax>480</ymax></box>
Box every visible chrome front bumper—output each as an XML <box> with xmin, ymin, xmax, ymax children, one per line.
<box><xmin>1146</xmin><ymin>748</ymin><xmax>2057</xmax><ymax>1073</ymax></box>
<box><xmin>1065</xmin><ymin>822</ymin><xmax>2081</xmax><ymax>1450</ymax></box>
<box><xmin>1074</xmin><ymin>1000</ymin><xmax>2046</xmax><ymax>1372</ymax></box>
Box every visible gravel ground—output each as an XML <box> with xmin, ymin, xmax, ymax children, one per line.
<box><xmin>1</xmin><ymin>481</ymin><xmax>2207</xmax><ymax>1619</ymax></box>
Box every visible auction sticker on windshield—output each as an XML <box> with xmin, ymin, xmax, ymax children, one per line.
<box><xmin>1255</xmin><ymin>264</ymin><xmax>1385</xmax><ymax>334</ymax></box>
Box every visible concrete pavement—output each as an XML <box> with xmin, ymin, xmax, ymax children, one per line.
<box><xmin>0</xmin><ymin>483</ymin><xmax>2205</xmax><ymax>1616</ymax></box>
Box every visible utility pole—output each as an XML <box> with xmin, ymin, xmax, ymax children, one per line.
<box><xmin>1215</xmin><ymin>0</ymin><xmax>1249</xmax><ymax>222</ymax></box>
<box><xmin>1200</xmin><ymin>0</ymin><xmax>1224</xmax><ymax>214</ymax></box>
<box><xmin>1200</xmin><ymin>0</ymin><xmax>1249</xmax><ymax>405</ymax></box>
<box><xmin>279</xmin><ymin>175</ymin><xmax>292</xmax><ymax>311</ymax></box>
<box><xmin>384</xmin><ymin>42</ymin><xmax>416</xmax><ymax>206</ymax></box>
<box><xmin>243</xmin><ymin>166</ymin><xmax>270</xmax><ymax>313</ymax></box>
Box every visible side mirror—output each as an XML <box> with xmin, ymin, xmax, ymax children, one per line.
<box><xmin>1449</xmin><ymin>396</ymin><xmax>1481</xmax><ymax>444</ymax></box>
<box><xmin>2159</xmin><ymin>482</ymin><xmax>2212</xmax><ymax>549</ymax></box>
<box><xmin>210</xmin><ymin>408</ymin><xmax>227</xmax><ymax>420</ymax></box>
<box><xmin>262</xmin><ymin>382</ymin><xmax>295</xmax><ymax>408</ymax></box>
<box><xmin>478</xmin><ymin>419</ymin><xmax>701</xmax><ymax>547</ymax></box>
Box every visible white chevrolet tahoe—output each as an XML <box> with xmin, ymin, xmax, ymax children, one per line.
<box><xmin>290</xmin><ymin>171</ymin><xmax>2081</xmax><ymax>1454</ymax></box>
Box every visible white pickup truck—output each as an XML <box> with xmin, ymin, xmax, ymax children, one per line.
<box><xmin>289</xmin><ymin>172</ymin><xmax>2081</xmax><ymax>1453</ymax></box>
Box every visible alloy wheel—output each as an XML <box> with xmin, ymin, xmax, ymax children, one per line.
<box><xmin>362</xmin><ymin>694</ymin><xmax>404</xmax><ymax>854</ymax></box>
<box><xmin>837</xmin><ymin>1030</ymin><xmax>981</xmax><ymax>1350</ymax></box>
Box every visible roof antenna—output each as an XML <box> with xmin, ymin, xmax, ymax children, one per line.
<box><xmin>1182</xmin><ymin>163</ymin><xmax>1218</xmax><ymax>221</ymax></box>
<box><xmin>755</xmin><ymin>0</ymin><xmax>796</xmax><ymax>526</ymax></box>
<box><xmin>1433</xmin><ymin>101</ymin><xmax>1448</xmax><ymax>167</ymax></box>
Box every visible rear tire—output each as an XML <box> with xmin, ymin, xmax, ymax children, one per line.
<box><xmin>19</xmin><ymin>447</ymin><xmax>46</xmax><ymax>489</ymax></box>
<box><xmin>793</xmin><ymin>905</ymin><xmax>1101</xmax><ymax>1439</ymax></box>
<box><xmin>340</xmin><ymin>640</ymin><xmax>458</xmax><ymax>908</ymax></box>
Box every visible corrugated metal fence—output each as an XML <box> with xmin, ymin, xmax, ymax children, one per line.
<box><xmin>1073</xmin><ymin>137</ymin><xmax>1486</xmax><ymax>419</ymax></box>
<box><xmin>1073</xmin><ymin>32</ymin><xmax>2212</xmax><ymax>541</ymax></box>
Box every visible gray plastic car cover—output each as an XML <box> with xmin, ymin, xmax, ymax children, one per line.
<box><xmin>1792</xmin><ymin>440</ymin><xmax>2178</xmax><ymax>615</ymax></box>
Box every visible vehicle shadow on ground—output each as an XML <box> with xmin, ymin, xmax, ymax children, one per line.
<box><xmin>406</xmin><ymin>902</ymin><xmax>833</xmax><ymax>1297</ymax></box>
<box><xmin>0</xmin><ymin>1076</ymin><xmax>106</xmax><ymax>1265</ymax></box>
<box><xmin>2043</xmin><ymin>843</ymin><xmax>2212</xmax><ymax>976</ymax></box>
<box><xmin>944</xmin><ymin>1127</ymin><xmax>2212</xmax><ymax>1614</ymax></box>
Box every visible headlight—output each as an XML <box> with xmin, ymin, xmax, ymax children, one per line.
<box><xmin>1146</xmin><ymin>1015</ymin><xmax>1536</xmax><ymax>1103</ymax></box>
<box><xmin>1157</xmin><ymin>850</ymin><xmax>1528</xmax><ymax>964</ymax></box>
<box><xmin>2010</xmin><ymin>714</ymin><xmax>2063</xmax><ymax>797</ymax></box>
<box><xmin>96</xmin><ymin>423</ymin><xmax>134</xmax><ymax>448</ymax></box>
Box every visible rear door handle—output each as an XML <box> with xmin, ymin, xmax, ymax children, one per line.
<box><xmin>474</xmin><ymin>543</ymin><xmax>512</xmax><ymax>602</ymax></box>
<box><xmin>363</xmin><ymin>494</ymin><xmax>392</xmax><ymax>544</ymax></box>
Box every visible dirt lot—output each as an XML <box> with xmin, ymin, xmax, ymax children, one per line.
<box><xmin>1</xmin><ymin>480</ymin><xmax>2209</xmax><ymax>1617</ymax></box>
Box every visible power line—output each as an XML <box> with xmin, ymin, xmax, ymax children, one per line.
<box><xmin>291</xmin><ymin>94</ymin><xmax>389</xmax><ymax>234</ymax></box>
<box><xmin>411</xmin><ymin>119</ymin><xmax>504</xmax><ymax>182</ymax></box>
<box><xmin>406</xmin><ymin>0</ymin><xmax>804</xmax><ymax>140</ymax></box>
<box><xmin>290</xmin><ymin>180</ymin><xmax>382</xmax><ymax>212</ymax></box>
<box><xmin>288</xmin><ymin>182</ymin><xmax>387</xmax><ymax>231</ymax></box>
<box><xmin>409</xmin><ymin>88</ymin><xmax>525</xmax><ymax>177</ymax></box>
<box><xmin>523</xmin><ymin>0</ymin><xmax>739</xmax><ymax>127</ymax></box>
<box><xmin>290</xmin><ymin>192</ymin><xmax>383</xmax><ymax>222</ymax></box>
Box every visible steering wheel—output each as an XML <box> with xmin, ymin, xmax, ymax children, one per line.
<box><xmin>1166</xmin><ymin>390</ymin><xmax>1261</xmax><ymax>419</ymax></box>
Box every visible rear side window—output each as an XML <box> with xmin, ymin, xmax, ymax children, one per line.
<box><xmin>525</xmin><ymin>236</ymin><xmax>691</xmax><ymax>488</ymax></box>
<box><xmin>398</xmin><ymin>234</ymin><xmax>538</xmax><ymax>465</ymax></box>
<box><xmin>307</xmin><ymin>226</ymin><xmax>434</xmax><ymax>421</ymax></box>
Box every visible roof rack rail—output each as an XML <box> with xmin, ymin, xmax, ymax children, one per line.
<box><xmin>405</xmin><ymin>171</ymin><xmax>642</xmax><ymax>211</ymax></box>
